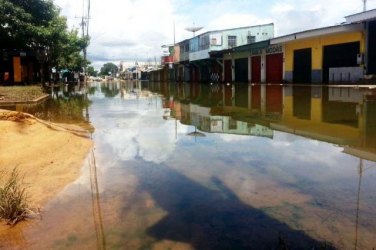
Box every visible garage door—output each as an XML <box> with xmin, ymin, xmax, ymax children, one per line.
<box><xmin>293</xmin><ymin>48</ymin><xmax>312</xmax><ymax>84</ymax></box>
<box><xmin>224</xmin><ymin>60</ymin><xmax>232</xmax><ymax>83</ymax></box>
<box><xmin>235</xmin><ymin>58</ymin><xmax>248</xmax><ymax>83</ymax></box>
<box><xmin>251</xmin><ymin>56</ymin><xmax>261</xmax><ymax>83</ymax></box>
<box><xmin>266</xmin><ymin>53</ymin><xmax>283</xmax><ymax>83</ymax></box>
<box><xmin>323</xmin><ymin>42</ymin><xmax>359</xmax><ymax>83</ymax></box>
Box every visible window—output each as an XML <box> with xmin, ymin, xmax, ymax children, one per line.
<box><xmin>228</xmin><ymin>36</ymin><xmax>237</xmax><ymax>48</ymax></box>
<box><xmin>199</xmin><ymin>35</ymin><xmax>210</xmax><ymax>50</ymax></box>
<box><xmin>247</xmin><ymin>36</ymin><xmax>256</xmax><ymax>44</ymax></box>
<box><xmin>190</xmin><ymin>38</ymin><xmax>199</xmax><ymax>52</ymax></box>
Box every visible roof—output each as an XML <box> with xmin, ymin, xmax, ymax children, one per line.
<box><xmin>345</xmin><ymin>8</ymin><xmax>376</xmax><ymax>23</ymax></box>
<box><xmin>176</xmin><ymin>38</ymin><xmax>190</xmax><ymax>45</ymax></box>
<box><xmin>209</xmin><ymin>40</ymin><xmax>271</xmax><ymax>56</ymax></box>
<box><xmin>270</xmin><ymin>23</ymin><xmax>363</xmax><ymax>44</ymax></box>
<box><xmin>233</xmin><ymin>40</ymin><xmax>270</xmax><ymax>52</ymax></box>
<box><xmin>190</xmin><ymin>23</ymin><xmax>274</xmax><ymax>39</ymax></box>
<box><xmin>209</xmin><ymin>48</ymin><xmax>232</xmax><ymax>57</ymax></box>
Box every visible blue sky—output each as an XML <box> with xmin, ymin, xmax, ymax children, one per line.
<box><xmin>54</xmin><ymin>0</ymin><xmax>376</xmax><ymax>69</ymax></box>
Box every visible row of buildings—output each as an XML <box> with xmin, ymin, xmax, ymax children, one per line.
<box><xmin>150</xmin><ymin>9</ymin><xmax>376</xmax><ymax>84</ymax></box>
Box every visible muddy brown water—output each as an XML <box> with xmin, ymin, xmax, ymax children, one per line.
<box><xmin>1</xmin><ymin>81</ymin><xmax>376</xmax><ymax>249</ymax></box>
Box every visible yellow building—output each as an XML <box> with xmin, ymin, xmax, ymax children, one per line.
<box><xmin>271</xmin><ymin>23</ymin><xmax>365</xmax><ymax>83</ymax></box>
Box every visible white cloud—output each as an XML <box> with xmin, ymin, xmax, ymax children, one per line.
<box><xmin>54</xmin><ymin>0</ymin><xmax>180</xmax><ymax>64</ymax></box>
<box><xmin>206</xmin><ymin>13</ymin><xmax>273</xmax><ymax>31</ymax></box>
<box><xmin>270</xmin><ymin>0</ymin><xmax>376</xmax><ymax>35</ymax></box>
<box><xmin>53</xmin><ymin>0</ymin><xmax>376</xmax><ymax>66</ymax></box>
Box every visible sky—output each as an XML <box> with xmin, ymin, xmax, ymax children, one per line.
<box><xmin>54</xmin><ymin>0</ymin><xmax>376</xmax><ymax>69</ymax></box>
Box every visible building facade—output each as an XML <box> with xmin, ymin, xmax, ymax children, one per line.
<box><xmin>271</xmin><ymin>23</ymin><xmax>365</xmax><ymax>84</ymax></box>
<box><xmin>151</xmin><ymin>9</ymin><xmax>376</xmax><ymax>84</ymax></box>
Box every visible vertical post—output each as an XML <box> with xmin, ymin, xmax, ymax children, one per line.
<box><xmin>260</xmin><ymin>84</ymin><xmax>266</xmax><ymax>115</ymax></box>
<box><xmin>248</xmin><ymin>83</ymin><xmax>252</xmax><ymax>110</ymax></box>
<box><xmin>354</xmin><ymin>158</ymin><xmax>363</xmax><ymax>250</ymax></box>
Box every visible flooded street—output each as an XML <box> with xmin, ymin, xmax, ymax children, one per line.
<box><xmin>2</xmin><ymin>81</ymin><xmax>376</xmax><ymax>249</ymax></box>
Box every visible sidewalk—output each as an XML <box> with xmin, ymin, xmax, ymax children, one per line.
<box><xmin>0</xmin><ymin>85</ymin><xmax>50</xmax><ymax>105</ymax></box>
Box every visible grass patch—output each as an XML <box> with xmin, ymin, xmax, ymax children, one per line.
<box><xmin>0</xmin><ymin>168</ymin><xmax>30</xmax><ymax>225</ymax></box>
<box><xmin>0</xmin><ymin>85</ymin><xmax>45</xmax><ymax>102</ymax></box>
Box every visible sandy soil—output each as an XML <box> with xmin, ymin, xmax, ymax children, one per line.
<box><xmin>0</xmin><ymin>109</ymin><xmax>93</xmax><ymax>225</ymax></box>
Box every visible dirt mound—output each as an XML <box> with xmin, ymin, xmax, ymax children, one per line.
<box><xmin>0</xmin><ymin>110</ymin><xmax>33</xmax><ymax>123</ymax></box>
<box><xmin>0</xmin><ymin>109</ymin><xmax>93</xmax><ymax>211</ymax></box>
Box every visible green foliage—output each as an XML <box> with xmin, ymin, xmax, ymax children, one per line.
<box><xmin>0</xmin><ymin>0</ymin><xmax>56</xmax><ymax>48</ymax></box>
<box><xmin>0</xmin><ymin>168</ymin><xmax>29</xmax><ymax>225</ymax></box>
<box><xmin>87</xmin><ymin>66</ymin><xmax>98</xmax><ymax>76</ymax></box>
<box><xmin>53</xmin><ymin>29</ymin><xmax>90</xmax><ymax>71</ymax></box>
<box><xmin>0</xmin><ymin>0</ymin><xmax>89</xmax><ymax>71</ymax></box>
<box><xmin>100</xmin><ymin>63</ymin><xmax>119</xmax><ymax>76</ymax></box>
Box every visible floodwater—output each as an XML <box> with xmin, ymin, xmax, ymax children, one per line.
<box><xmin>2</xmin><ymin>81</ymin><xmax>376</xmax><ymax>249</ymax></box>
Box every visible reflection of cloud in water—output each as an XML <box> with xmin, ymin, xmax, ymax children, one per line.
<box><xmin>217</xmin><ymin>133</ymin><xmax>255</xmax><ymax>142</ymax></box>
<box><xmin>197</xmin><ymin>130</ymin><xmax>359</xmax><ymax>182</ymax></box>
<box><xmin>99</xmin><ymin>107</ymin><xmax>189</xmax><ymax>164</ymax></box>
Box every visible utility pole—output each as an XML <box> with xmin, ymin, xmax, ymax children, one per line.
<box><xmin>363</xmin><ymin>0</ymin><xmax>367</xmax><ymax>11</ymax></box>
<box><xmin>84</xmin><ymin>0</ymin><xmax>91</xmax><ymax>85</ymax></box>
<box><xmin>76</xmin><ymin>0</ymin><xmax>91</xmax><ymax>85</ymax></box>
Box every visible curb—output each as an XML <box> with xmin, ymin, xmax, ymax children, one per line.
<box><xmin>0</xmin><ymin>94</ymin><xmax>50</xmax><ymax>106</ymax></box>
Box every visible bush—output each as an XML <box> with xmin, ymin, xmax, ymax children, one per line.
<box><xmin>0</xmin><ymin>168</ymin><xmax>29</xmax><ymax>225</ymax></box>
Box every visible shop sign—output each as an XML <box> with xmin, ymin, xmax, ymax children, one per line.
<box><xmin>266</xmin><ymin>45</ymin><xmax>282</xmax><ymax>54</ymax></box>
<box><xmin>251</xmin><ymin>48</ymin><xmax>262</xmax><ymax>56</ymax></box>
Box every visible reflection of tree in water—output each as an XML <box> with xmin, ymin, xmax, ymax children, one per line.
<box><xmin>22</xmin><ymin>93</ymin><xmax>92</xmax><ymax>124</ymax></box>
<box><xmin>132</xmin><ymin>162</ymin><xmax>335</xmax><ymax>250</ymax></box>
<box><xmin>87</xmin><ymin>86</ymin><xmax>97</xmax><ymax>95</ymax></box>
<box><xmin>100</xmin><ymin>84</ymin><xmax>119</xmax><ymax>98</ymax></box>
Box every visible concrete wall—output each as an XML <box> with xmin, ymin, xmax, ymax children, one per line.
<box><xmin>329</xmin><ymin>67</ymin><xmax>363</xmax><ymax>83</ymax></box>
<box><xmin>173</xmin><ymin>44</ymin><xmax>180</xmax><ymax>63</ymax></box>
<box><xmin>284</xmin><ymin>32</ymin><xmax>365</xmax><ymax>83</ymax></box>
<box><xmin>189</xmin><ymin>24</ymin><xmax>274</xmax><ymax>61</ymax></box>
<box><xmin>221</xmin><ymin>24</ymin><xmax>274</xmax><ymax>49</ymax></box>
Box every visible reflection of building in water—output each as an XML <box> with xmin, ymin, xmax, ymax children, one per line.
<box><xmin>210</xmin><ymin>116</ymin><xmax>273</xmax><ymax>138</ymax></box>
<box><xmin>178</xmin><ymin>102</ymin><xmax>273</xmax><ymax>138</ymax></box>
<box><xmin>274</xmin><ymin>85</ymin><xmax>376</xmax><ymax>154</ymax></box>
<box><xmin>149</xmin><ymin>82</ymin><xmax>375</xmax><ymax>150</ymax></box>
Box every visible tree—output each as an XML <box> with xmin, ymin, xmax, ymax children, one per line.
<box><xmin>54</xmin><ymin>29</ymin><xmax>89</xmax><ymax>71</ymax></box>
<box><xmin>100</xmin><ymin>63</ymin><xmax>118</xmax><ymax>76</ymax></box>
<box><xmin>0</xmin><ymin>0</ymin><xmax>57</xmax><ymax>49</ymax></box>
<box><xmin>0</xmin><ymin>0</ymin><xmax>89</xmax><ymax>80</ymax></box>
<box><xmin>87</xmin><ymin>66</ymin><xmax>98</xmax><ymax>77</ymax></box>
